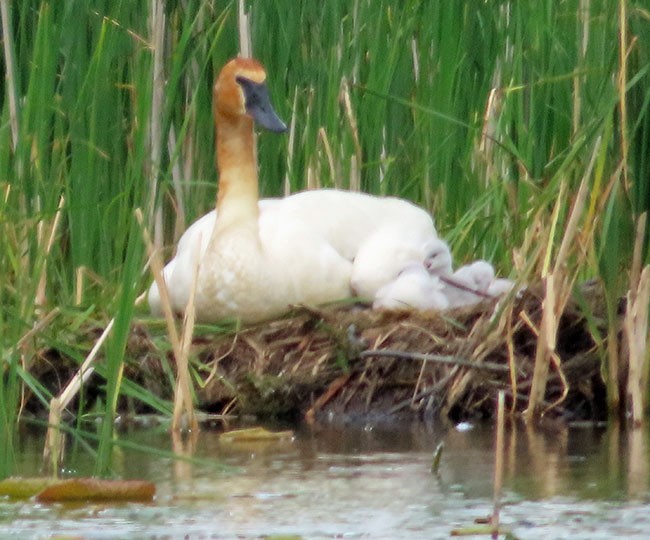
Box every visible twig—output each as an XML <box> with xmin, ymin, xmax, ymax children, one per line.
<box><xmin>16</xmin><ymin>307</ymin><xmax>61</xmax><ymax>420</ymax></box>
<box><xmin>237</xmin><ymin>0</ymin><xmax>251</xmax><ymax>58</ymax></box>
<box><xmin>136</xmin><ymin>208</ymin><xmax>198</xmax><ymax>432</ymax></box>
<box><xmin>339</xmin><ymin>77</ymin><xmax>362</xmax><ymax>190</ymax></box>
<box><xmin>149</xmin><ymin>0</ymin><xmax>165</xmax><ymax>247</ymax></box>
<box><xmin>305</xmin><ymin>373</ymin><xmax>351</xmax><ymax>424</ymax></box>
<box><xmin>172</xmin><ymin>233</ymin><xmax>201</xmax><ymax>432</ymax></box>
<box><xmin>15</xmin><ymin>308</ymin><xmax>61</xmax><ymax>351</ymax></box>
<box><xmin>136</xmin><ymin>209</ymin><xmax>182</xmax><ymax>354</ymax></box>
<box><xmin>625</xmin><ymin>261</ymin><xmax>650</xmax><ymax>427</ymax></box>
<box><xmin>440</xmin><ymin>275</ymin><xmax>493</xmax><ymax>299</ymax></box>
<box><xmin>36</xmin><ymin>195</ymin><xmax>66</xmax><ymax>309</ymax></box>
<box><xmin>167</xmin><ymin>127</ymin><xmax>186</xmax><ymax>235</ymax></box>
<box><xmin>43</xmin><ymin>318</ymin><xmax>115</xmax><ymax>472</ymax></box>
<box><xmin>519</xmin><ymin>310</ymin><xmax>570</xmax><ymax>416</ymax></box>
<box><xmin>360</xmin><ymin>349</ymin><xmax>509</xmax><ymax>373</ymax></box>
<box><xmin>317</xmin><ymin>128</ymin><xmax>338</xmax><ymax>188</ymax></box>
<box><xmin>505</xmin><ymin>306</ymin><xmax>518</xmax><ymax>414</ymax></box>
<box><xmin>430</xmin><ymin>442</ymin><xmax>444</xmax><ymax>475</ymax></box>
<box><xmin>59</xmin><ymin>319</ymin><xmax>115</xmax><ymax>411</ymax></box>
<box><xmin>492</xmin><ymin>391</ymin><xmax>505</xmax><ymax>539</ymax></box>
<box><xmin>389</xmin><ymin>371</ymin><xmax>455</xmax><ymax>414</ymax></box>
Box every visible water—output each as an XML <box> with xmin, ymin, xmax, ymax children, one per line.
<box><xmin>1</xmin><ymin>421</ymin><xmax>649</xmax><ymax>539</ymax></box>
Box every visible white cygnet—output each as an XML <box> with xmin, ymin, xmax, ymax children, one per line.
<box><xmin>442</xmin><ymin>260</ymin><xmax>495</xmax><ymax>308</ymax></box>
<box><xmin>373</xmin><ymin>262</ymin><xmax>449</xmax><ymax>311</ymax></box>
<box><xmin>487</xmin><ymin>277</ymin><xmax>516</xmax><ymax>297</ymax></box>
<box><xmin>422</xmin><ymin>238</ymin><xmax>453</xmax><ymax>277</ymax></box>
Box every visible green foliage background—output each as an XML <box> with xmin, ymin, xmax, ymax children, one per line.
<box><xmin>0</xmin><ymin>0</ymin><xmax>648</xmax><ymax>475</ymax></box>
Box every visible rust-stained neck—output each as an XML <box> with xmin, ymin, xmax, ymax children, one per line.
<box><xmin>212</xmin><ymin>58</ymin><xmax>267</xmax><ymax>228</ymax></box>
<box><xmin>214</xmin><ymin>112</ymin><xmax>259</xmax><ymax>227</ymax></box>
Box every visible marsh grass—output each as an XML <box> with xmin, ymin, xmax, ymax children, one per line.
<box><xmin>1</xmin><ymin>0</ymin><xmax>649</xmax><ymax>475</ymax></box>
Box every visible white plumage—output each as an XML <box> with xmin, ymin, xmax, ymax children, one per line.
<box><xmin>422</xmin><ymin>238</ymin><xmax>453</xmax><ymax>277</ymax></box>
<box><xmin>487</xmin><ymin>277</ymin><xmax>516</xmax><ymax>297</ymax></box>
<box><xmin>441</xmin><ymin>260</ymin><xmax>495</xmax><ymax>308</ymax></box>
<box><xmin>148</xmin><ymin>190</ymin><xmax>440</xmax><ymax>317</ymax></box>
<box><xmin>148</xmin><ymin>57</ymin><xmax>514</xmax><ymax>321</ymax></box>
<box><xmin>148</xmin><ymin>58</ymin><xmax>355</xmax><ymax>323</ymax></box>
<box><xmin>373</xmin><ymin>263</ymin><xmax>448</xmax><ymax>311</ymax></box>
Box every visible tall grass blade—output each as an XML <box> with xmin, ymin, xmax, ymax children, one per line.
<box><xmin>95</xmin><ymin>219</ymin><xmax>144</xmax><ymax>476</ymax></box>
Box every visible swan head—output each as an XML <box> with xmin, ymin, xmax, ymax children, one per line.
<box><xmin>214</xmin><ymin>57</ymin><xmax>287</xmax><ymax>133</ymax></box>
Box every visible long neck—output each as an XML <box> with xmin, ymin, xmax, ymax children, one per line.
<box><xmin>215</xmin><ymin>112</ymin><xmax>259</xmax><ymax>229</ymax></box>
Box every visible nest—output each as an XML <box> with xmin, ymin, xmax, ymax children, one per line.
<box><xmin>126</xmin><ymin>284</ymin><xmax>608</xmax><ymax>424</ymax></box>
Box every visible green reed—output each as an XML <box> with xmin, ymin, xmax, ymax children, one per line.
<box><xmin>1</xmin><ymin>0</ymin><xmax>649</xmax><ymax>475</ymax></box>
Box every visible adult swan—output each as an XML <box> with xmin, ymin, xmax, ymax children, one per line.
<box><xmin>151</xmin><ymin>58</ymin><xmax>353</xmax><ymax>323</ymax></box>
<box><xmin>148</xmin><ymin>58</ymin><xmax>440</xmax><ymax>322</ymax></box>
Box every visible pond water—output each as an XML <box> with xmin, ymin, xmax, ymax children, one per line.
<box><xmin>2</xmin><ymin>420</ymin><xmax>650</xmax><ymax>539</ymax></box>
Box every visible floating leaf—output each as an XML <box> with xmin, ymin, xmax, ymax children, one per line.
<box><xmin>0</xmin><ymin>477</ymin><xmax>59</xmax><ymax>499</ymax></box>
<box><xmin>450</xmin><ymin>525</ymin><xmax>516</xmax><ymax>538</ymax></box>
<box><xmin>35</xmin><ymin>478</ymin><xmax>155</xmax><ymax>503</ymax></box>
<box><xmin>219</xmin><ymin>427</ymin><xmax>294</xmax><ymax>443</ymax></box>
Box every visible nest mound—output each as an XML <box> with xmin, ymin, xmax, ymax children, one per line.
<box><xmin>127</xmin><ymin>285</ymin><xmax>607</xmax><ymax>424</ymax></box>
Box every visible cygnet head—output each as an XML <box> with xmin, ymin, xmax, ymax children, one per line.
<box><xmin>442</xmin><ymin>260</ymin><xmax>495</xmax><ymax>309</ymax></box>
<box><xmin>457</xmin><ymin>260</ymin><xmax>495</xmax><ymax>292</ymax></box>
<box><xmin>422</xmin><ymin>238</ymin><xmax>453</xmax><ymax>276</ymax></box>
<box><xmin>487</xmin><ymin>277</ymin><xmax>516</xmax><ymax>297</ymax></box>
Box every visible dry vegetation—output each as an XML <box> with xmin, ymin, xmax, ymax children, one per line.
<box><xmin>25</xmin><ymin>285</ymin><xmax>609</xmax><ymax>425</ymax></box>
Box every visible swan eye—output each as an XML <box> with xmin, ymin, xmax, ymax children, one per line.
<box><xmin>235</xmin><ymin>76</ymin><xmax>288</xmax><ymax>133</ymax></box>
<box><xmin>235</xmin><ymin>76</ymin><xmax>262</xmax><ymax>108</ymax></box>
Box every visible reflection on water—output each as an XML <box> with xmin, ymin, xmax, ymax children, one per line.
<box><xmin>1</xmin><ymin>420</ymin><xmax>650</xmax><ymax>539</ymax></box>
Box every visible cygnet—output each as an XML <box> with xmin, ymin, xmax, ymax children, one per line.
<box><xmin>373</xmin><ymin>263</ymin><xmax>449</xmax><ymax>311</ymax></box>
<box><xmin>442</xmin><ymin>260</ymin><xmax>495</xmax><ymax>308</ymax></box>
<box><xmin>487</xmin><ymin>277</ymin><xmax>516</xmax><ymax>297</ymax></box>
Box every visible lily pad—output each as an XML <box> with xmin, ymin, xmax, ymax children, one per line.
<box><xmin>35</xmin><ymin>478</ymin><xmax>155</xmax><ymax>503</ymax></box>
<box><xmin>219</xmin><ymin>426</ymin><xmax>294</xmax><ymax>443</ymax></box>
<box><xmin>0</xmin><ymin>477</ymin><xmax>59</xmax><ymax>499</ymax></box>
